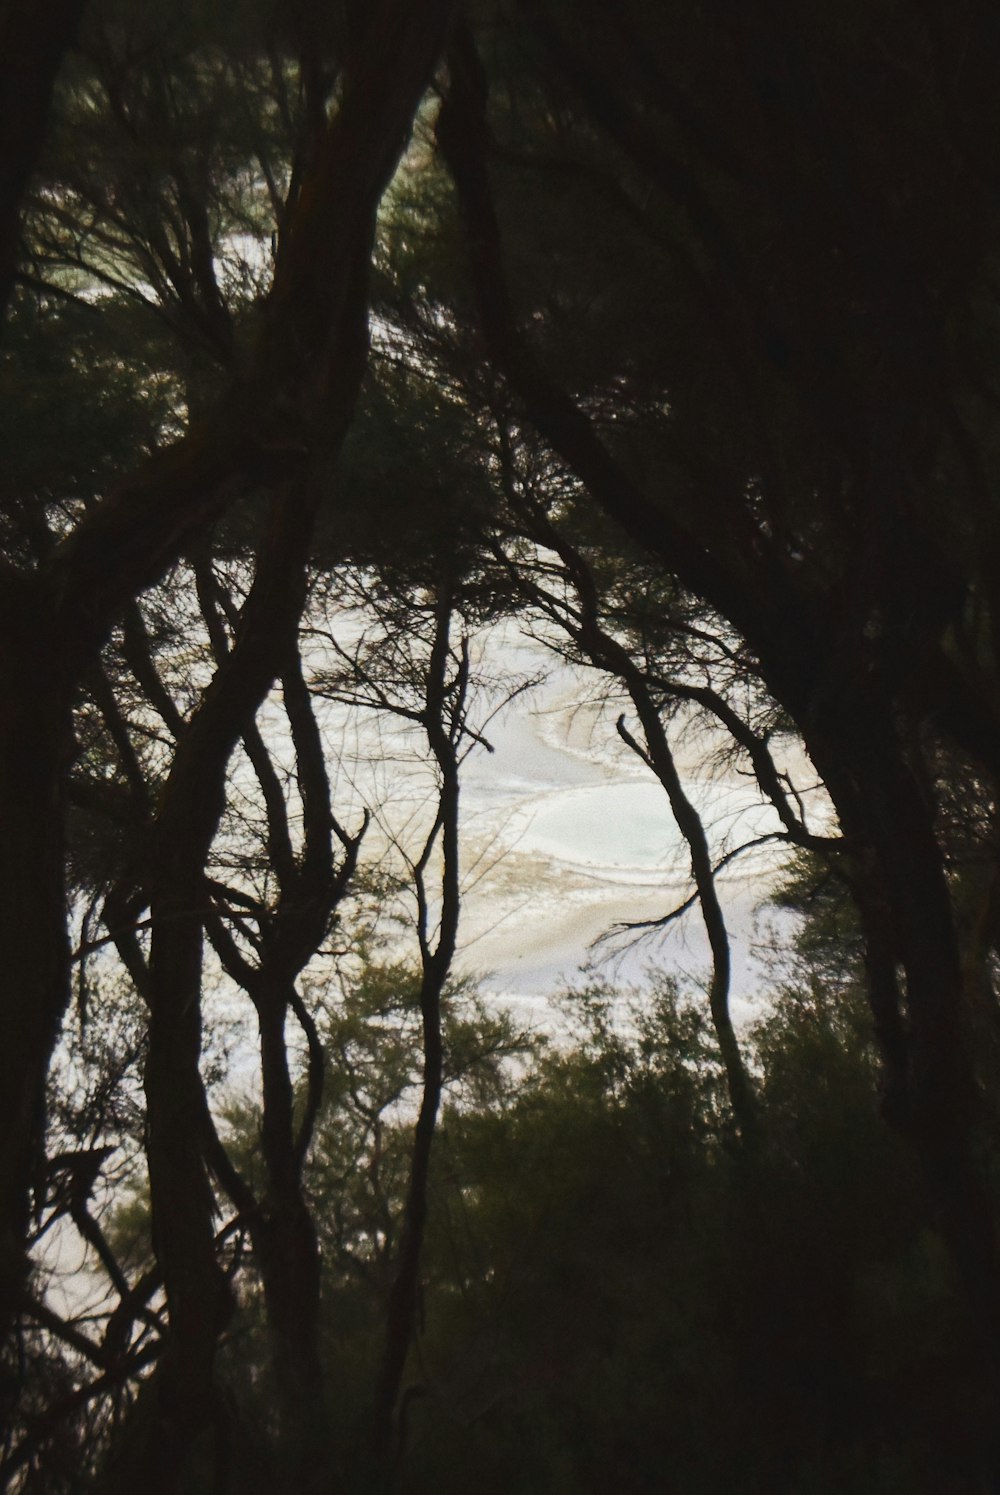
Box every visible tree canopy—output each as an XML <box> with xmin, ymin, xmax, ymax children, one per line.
<box><xmin>3</xmin><ymin>2</ymin><xmax>1000</xmax><ymax>1490</ymax></box>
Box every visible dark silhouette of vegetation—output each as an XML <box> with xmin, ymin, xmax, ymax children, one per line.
<box><xmin>3</xmin><ymin>1</ymin><xmax>1000</xmax><ymax>1489</ymax></box>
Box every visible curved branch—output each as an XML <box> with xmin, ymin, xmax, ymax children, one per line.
<box><xmin>615</xmin><ymin>705</ymin><xmax>756</xmax><ymax>1138</ymax></box>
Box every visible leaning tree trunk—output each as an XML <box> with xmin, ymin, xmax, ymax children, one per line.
<box><xmin>807</xmin><ymin>691</ymin><xmax>1000</xmax><ymax>1355</ymax></box>
<box><xmin>96</xmin><ymin>491</ymin><xmax>324</xmax><ymax>1495</ymax></box>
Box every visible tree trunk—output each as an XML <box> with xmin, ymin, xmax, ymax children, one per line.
<box><xmin>0</xmin><ymin>0</ymin><xmax>457</xmax><ymax>1369</ymax></box>
<box><xmin>255</xmin><ymin>996</ymin><xmax>327</xmax><ymax>1492</ymax></box>
<box><xmin>136</xmin><ymin>890</ymin><xmax>234</xmax><ymax>1492</ymax></box>
<box><xmin>0</xmin><ymin>0</ymin><xmax>84</xmax><ymax>316</ymax></box>
<box><xmin>372</xmin><ymin>596</ymin><xmax>462</xmax><ymax>1472</ymax></box>
<box><xmin>806</xmin><ymin>694</ymin><xmax>1000</xmax><ymax>1353</ymax></box>
<box><xmin>0</xmin><ymin>585</ymin><xmax>72</xmax><ymax>1349</ymax></box>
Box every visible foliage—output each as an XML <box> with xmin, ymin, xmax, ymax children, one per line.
<box><xmin>5</xmin><ymin>2</ymin><xmax>1000</xmax><ymax>1490</ymax></box>
<box><xmin>330</xmin><ymin>968</ymin><xmax>992</xmax><ymax>1495</ymax></box>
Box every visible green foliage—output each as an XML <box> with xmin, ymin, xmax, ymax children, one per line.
<box><xmin>348</xmin><ymin>968</ymin><xmax>991</xmax><ymax>1495</ymax></box>
<box><xmin>0</xmin><ymin>292</ymin><xmax>179</xmax><ymax>561</ymax></box>
<box><xmin>320</xmin><ymin>361</ymin><xmax>505</xmax><ymax>608</ymax></box>
<box><xmin>9</xmin><ymin>5</ymin><xmax>1000</xmax><ymax>1488</ymax></box>
<box><xmin>34</xmin><ymin>937</ymin><xmax>999</xmax><ymax>1494</ymax></box>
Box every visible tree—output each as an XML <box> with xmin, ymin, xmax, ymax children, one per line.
<box><xmin>433</xmin><ymin>1</ymin><xmax>1000</xmax><ymax>1364</ymax></box>
<box><xmin>8</xmin><ymin>0</ymin><xmax>1000</xmax><ymax>1484</ymax></box>
<box><xmin>0</xmin><ymin>0</ymin><xmax>455</xmax><ymax>1370</ymax></box>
